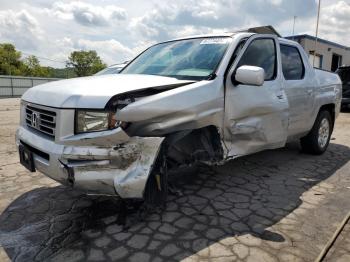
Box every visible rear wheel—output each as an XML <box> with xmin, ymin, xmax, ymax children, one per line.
<box><xmin>300</xmin><ymin>110</ymin><xmax>333</xmax><ymax>155</ymax></box>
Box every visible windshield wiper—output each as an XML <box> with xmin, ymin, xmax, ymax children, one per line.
<box><xmin>207</xmin><ymin>73</ymin><xmax>217</xmax><ymax>80</ymax></box>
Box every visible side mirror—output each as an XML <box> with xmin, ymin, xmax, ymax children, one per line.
<box><xmin>234</xmin><ymin>65</ymin><xmax>265</xmax><ymax>86</ymax></box>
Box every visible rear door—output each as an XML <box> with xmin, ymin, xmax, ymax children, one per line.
<box><xmin>224</xmin><ymin>35</ymin><xmax>289</xmax><ymax>158</ymax></box>
<box><xmin>280</xmin><ymin>43</ymin><xmax>314</xmax><ymax>137</ymax></box>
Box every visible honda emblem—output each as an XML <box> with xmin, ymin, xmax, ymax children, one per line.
<box><xmin>32</xmin><ymin>112</ymin><xmax>40</xmax><ymax>129</ymax></box>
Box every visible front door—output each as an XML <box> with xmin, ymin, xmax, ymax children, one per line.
<box><xmin>224</xmin><ymin>35</ymin><xmax>289</xmax><ymax>158</ymax></box>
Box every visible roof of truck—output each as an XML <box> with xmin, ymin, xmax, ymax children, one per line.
<box><xmin>168</xmin><ymin>32</ymin><xmax>240</xmax><ymax>42</ymax></box>
<box><xmin>163</xmin><ymin>25</ymin><xmax>281</xmax><ymax>42</ymax></box>
<box><xmin>279</xmin><ymin>38</ymin><xmax>302</xmax><ymax>45</ymax></box>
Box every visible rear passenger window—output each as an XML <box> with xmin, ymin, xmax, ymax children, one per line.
<box><xmin>280</xmin><ymin>45</ymin><xmax>305</xmax><ymax>80</ymax></box>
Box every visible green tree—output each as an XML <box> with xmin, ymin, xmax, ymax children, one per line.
<box><xmin>47</xmin><ymin>67</ymin><xmax>76</xmax><ymax>78</ymax></box>
<box><xmin>23</xmin><ymin>55</ymin><xmax>52</xmax><ymax>77</ymax></box>
<box><xmin>67</xmin><ymin>50</ymin><xmax>106</xmax><ymax>77</ymax></box>
<box><xmin>0</xmin><ymin>43</ymin><xmax>25</xmax><ymax>75</ymax></box>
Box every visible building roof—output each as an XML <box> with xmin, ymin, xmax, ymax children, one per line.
<box><xmin>285</xmin><ymin>34</ymin><xmax>350</xmax><ymax>50</ymax></box>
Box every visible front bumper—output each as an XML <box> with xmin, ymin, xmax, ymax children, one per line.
<box><xmin>16</xmin><ymin>126</ymin><xmax>163</xmax><ymax>198</ymax></box>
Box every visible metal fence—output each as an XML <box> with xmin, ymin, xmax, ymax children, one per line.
<box><xmin>0</xmin><ymin>75</ymin><xmax>62</xmax><ymax>97</ymax></box>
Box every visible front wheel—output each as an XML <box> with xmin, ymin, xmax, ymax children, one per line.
<box><xmin>300</xmin><ymin>110</ymin><xmax>333</xmax><ymax>155</ymax></box>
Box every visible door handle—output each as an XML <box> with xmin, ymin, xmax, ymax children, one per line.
<box><xmin>307</xmin><ymin>89</ymin><xmax>313</xmax><ymax>95</ymax></box>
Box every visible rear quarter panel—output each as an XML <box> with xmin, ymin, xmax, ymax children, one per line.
<box><xmin>314</xmin><ymin>69</ymin><xmax>342</xmax><ymax>119</ymax></box>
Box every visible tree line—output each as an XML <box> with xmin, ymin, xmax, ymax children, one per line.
<box><xmin>0</xmin><ymin>43</ymin><xmax>107</xmax><ymax>78</ymax></box>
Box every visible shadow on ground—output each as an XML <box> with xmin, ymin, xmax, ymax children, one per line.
<box><xmin>1</xmin><ymin>142</ymin><xmax>350</xmax><ymax>261</ymax></box>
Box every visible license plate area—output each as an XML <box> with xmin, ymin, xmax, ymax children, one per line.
<box><xmin>19</xmin><ymin>144</ymin><xmax>36</xmax><ymax>172</ymax></box>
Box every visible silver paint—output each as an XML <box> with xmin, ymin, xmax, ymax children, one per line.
<box><xmin>17</xmin><ymin>32</ymin><xmax>342</xmax><ymax>199</ymax></box>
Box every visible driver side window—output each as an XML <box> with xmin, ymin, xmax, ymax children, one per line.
<box><xmin>237</xmin><ymin>38</ymin><xmax>277</xmax><ymax>80</ymax></box>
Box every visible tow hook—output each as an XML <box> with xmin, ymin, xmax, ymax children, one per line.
<box><xmin>155</xmin><ymin>174</ymin><xmax>162</xmax><ymax>191</ymax></box>
<box><xmin>58</xmin><ymin>160</ymin><xmax>75</xmax><ymax>186</ymax></box>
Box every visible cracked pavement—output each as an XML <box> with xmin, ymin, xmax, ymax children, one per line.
<box><xmin>1</xmin><ymin>98</ymin><xmax>350</xmax><ymax>262</ymax></box>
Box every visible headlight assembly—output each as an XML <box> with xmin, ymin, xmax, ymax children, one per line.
<box><xmin>75</xmin><ymin>110</ymin><xmax>118</xmax><ymax>134</ymax></box>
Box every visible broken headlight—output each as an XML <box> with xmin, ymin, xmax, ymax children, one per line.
<box><xmin>75</xmin><ymin>110</ymin><xmax>118</xmax><ymax>134</ymax></box>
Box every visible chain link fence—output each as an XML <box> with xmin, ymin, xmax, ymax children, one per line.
<box><xmin>0</xmin><ymin>75</ymin><xmax>62</xmax><ymax>97</ymax></box>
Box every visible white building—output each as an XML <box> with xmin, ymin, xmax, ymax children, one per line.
<box><xmin>286</xmin><ymin>34</ymin><xmax>350</xmax><ymax>72</ymax></box>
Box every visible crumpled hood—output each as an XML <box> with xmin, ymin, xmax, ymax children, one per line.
<box><xmin>22</xmin><ymin>74</ymin><xmax>194</xmax><ymax>108</ymax></box>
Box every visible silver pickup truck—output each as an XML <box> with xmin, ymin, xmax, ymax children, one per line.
<box><xmin>16</xmin><ymin>32</ymin><xmax>342</xmax><ymax>205</ymax></box>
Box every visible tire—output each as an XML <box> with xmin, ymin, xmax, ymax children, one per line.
<box><xmin>300</xmin><ymin>110</ymin><xmax>333</xmax><ymax>155</ymax></box>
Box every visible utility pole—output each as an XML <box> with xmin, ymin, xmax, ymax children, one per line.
<box><xmin>313</xmin><ymin>0</ymin><xmax>321</xmax><ymax>67</ymax></box>
<box><xmin>292</xmin><ymin>16</ymin><xmax>297</xmax><ymax>40</ymax></box>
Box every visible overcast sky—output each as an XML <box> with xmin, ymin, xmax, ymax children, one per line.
<box><xmin>0</xmin><ymin>0</ymin><xmax>349</xmax><ymax>67</ymax></box>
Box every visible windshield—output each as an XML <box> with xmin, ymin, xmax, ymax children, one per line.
<box><xmin>121</xmin><ymin>37</ymin><xmax>231</xmax><ymax>80</ymax></box>
<box><xmin>95</xmin><ymin>66</ymin><xmax>124</xmax><ymax>76</ymax></box>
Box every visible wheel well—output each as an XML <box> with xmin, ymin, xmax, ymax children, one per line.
<box><xmin>164</xmin><ymin>125</ymin><xmax>224</xmax><ymax>169</ymax></box>
<box><xmin>319</xmin><ymin>103</ymin><xmax>335</xmax><ymax>127</ymax></box>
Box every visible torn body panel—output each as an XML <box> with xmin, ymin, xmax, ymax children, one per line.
<box><xmin>67</xmin><ymin>137</ymin><xmax>164</xmax><ymax>198</ymax></box>
<box><xmin>116</xmin><ymin>79</ymin><xmax>225</xmax><ymax>137</ymax></box>
<box><xmin>62</xmin><ymin>127</ymin><xmax>130</xmax><ymax>147</ymax></box>
<box><xmin>16</xmin><ymin>124</ymin><xmax>164</xmax><ymax>198</ymax></box>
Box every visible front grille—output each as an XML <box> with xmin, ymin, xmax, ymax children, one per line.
<box><xmin>26</xmin><ymin>105</ymin><xmax>56</xmax><ymax>138</ymax></box>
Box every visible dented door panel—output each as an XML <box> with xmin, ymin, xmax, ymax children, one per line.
<box><xmin>224</xmin><ymin>84</ymin><xmax>289</xmax><ymax>157</ymax></box>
